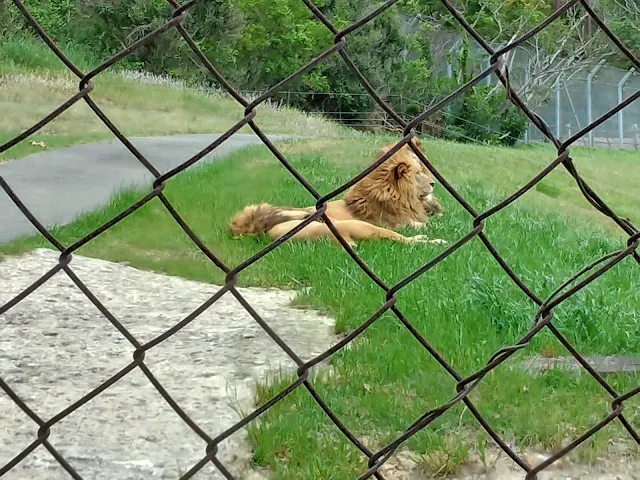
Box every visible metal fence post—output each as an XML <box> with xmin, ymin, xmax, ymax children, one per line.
<box><xmin>586</xmin><ymin>60</ymin><xmax>605</xmax><ymax>147</ymax></box>
<box><xmin>445</xmin><ymin>62</ymin><xmax>453</xmax><ymax>117</ymax></box>
<box><xmin>617</xmin><ymin>67</ymin><xmax>636</xmax><ymax>148</ymax></box>
<box><xmin>555</xmin><ymin>74</ymin><xmax>561</xmax><ymax>139</ymax></box>
<box><xmin>524</xmin><ymin>58</ymin><xmax>530</xmax><ymax>143</ymax></box>
<box><xmin>485</xmin><ymin>58</ymin><xmax>491</xmax><ymax>85</ymax></box>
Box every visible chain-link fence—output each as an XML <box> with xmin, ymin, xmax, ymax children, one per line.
<box><xmin>1</xmin><ymin>0</ymin><xmax>639</xmax><ymax>479</ymax></box>
<box><xmin>427</xmin><ymin>21</ymin><xmax>640</xmax><ymax>149</ymax></box>
<box><xmin>527</xmin><ymin>63</ymin><xmax>640</xmax><ymax>148</ymax></box>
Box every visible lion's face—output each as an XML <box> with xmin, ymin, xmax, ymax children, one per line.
<box><xmin>344</xmin><ymin>136</ymin><xmax>445</xmax><ymax>227</ymax></box>
<box><xmin>414</xmin><ymin>164</ymin><xmax>435</xmax><ymax>198</ymax></box>
<box><xmin>402</xmin><ymin>142</ymin><xmax>445</xmax><ymax>216</ymax></box>
<box><xmin>400</xmin><ymin>142</ymin><xmax>435</xmax><ymax>198</ymax></box>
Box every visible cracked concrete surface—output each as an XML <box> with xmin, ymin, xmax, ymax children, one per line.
<box><xmin>0</xmin><ymin>248</ymin><xmax>336</xmax><ymax>479</ymax></box>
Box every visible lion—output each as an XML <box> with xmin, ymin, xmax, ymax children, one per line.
<box><xmin>339</xmin><ymin>137</ymin><xmax>445</xmax><ymax>229</ymax></box>
<box><xmin>229</xmin><ymin>137</ymin><xmax>446</xmax><ymax>247</ymax></box>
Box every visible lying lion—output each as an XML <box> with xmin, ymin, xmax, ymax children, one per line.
<box><xmin>229</xmin><ymin>137</ymin><xmax>447</xmax><ymax>247</ymax></box>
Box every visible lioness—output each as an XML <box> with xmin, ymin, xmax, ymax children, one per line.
<box><xmin>229</xmin><ymin>137</ymin><xmax>446</xmax><ymax>247</ymax></box>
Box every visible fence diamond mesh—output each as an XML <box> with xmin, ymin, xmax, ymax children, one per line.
<box><xmin>1</xmin><ymin>0</ymin><xmax>639</xmax><ymax>479</ymax></box>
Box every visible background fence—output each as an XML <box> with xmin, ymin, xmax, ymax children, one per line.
<box><xmin>525</xmin><ymin>62</ymin><xmax>640</xmax><ymax>148</ymax></box>
<box><xmin>1</xmin><ymin>0</ymin><xmax>639</xmax><ymax>479</ymax></box>
<box><xmin>238</xmin><ymin>90</ymin><xmax>509</xmax><ymax>143</ymax></box>
<box><xmin>237</xmin><ymin>60</ymin><xmax>640</xmax><ymax>149</ymax></box>
<box><xmin>429</xmin><ymin>31</ymin><xmax>640</xmax><ymax>149</ymax></box>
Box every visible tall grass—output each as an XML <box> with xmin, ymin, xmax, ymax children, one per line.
<box><xmin>0</xmin><ymin>36</ymin><xmax>98</xmax><ymax>74</ymax></box>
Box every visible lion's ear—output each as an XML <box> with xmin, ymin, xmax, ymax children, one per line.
<box><xmin>393</xmin><ymin>160</ymin><xmax>411</xmax><ymax>180</ymax></box>
<box><xmin>374</xmin><ymin>146</ymin><xmax>387</xmax><ymax>161</ymax></box>
<box><xmin>413</xmin><ymin>138</ymin><xmax>424</xmax><ymax>153</ymax></box>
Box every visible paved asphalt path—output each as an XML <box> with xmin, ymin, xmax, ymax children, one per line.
<box><xmin>0</xmin><ymin>133</ymin><xmax>296</xmax><ymax>244</ymax></box>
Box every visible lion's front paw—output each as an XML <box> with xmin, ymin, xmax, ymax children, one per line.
<box><xmin>409</xmin><ymin>221</ymin><xmax>426</xmax><ymax>230</ymax></box>
<box><xmin>428</xmin><ymin>238</ymin><xmax>448</xmax><ymax>245</ymax></box>
<box><xmin>407</xmin><ymin>235</ymin><xmax>431</xmax><ymax>244</ymax></box>
<box><xmin>407</xmin><ymin>236</ymin><xmax>448</xmax><ymax>245</ymax></box>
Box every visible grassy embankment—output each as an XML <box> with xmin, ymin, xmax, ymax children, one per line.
<box><xmin>0</xmin><ymin>37</ymin><xmax>345</xmax><ymax>164</ymax></box>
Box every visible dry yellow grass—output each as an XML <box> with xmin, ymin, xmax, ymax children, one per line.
<box><xmin>0</xmin><ymin>70</ymin><xmax>344</xmax><ymax>136</ymax></box>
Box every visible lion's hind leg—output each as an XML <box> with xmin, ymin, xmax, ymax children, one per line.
<box><xmin>266</xmin><ymin>220</ymin><xmax>357</xmax><ymax>247</ymax></box>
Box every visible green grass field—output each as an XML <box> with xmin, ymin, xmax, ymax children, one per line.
<box><xmin>2</xmin><ymin>132</ymin><xmax>639</xmax><ymax>477</ymax></box>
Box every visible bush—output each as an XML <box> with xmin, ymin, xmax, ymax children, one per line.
<box><xmin>20</xmin><ymin>0</ymin><xmax>79</xmax><ymax>42</ymax></box>
<box><xmin>6</xmin><ymin>0</ymin><xmax>421</xmax><ymax>118</ymax></box>
<box><xmin>432</xmin><ymin>78</ymin><xmax>528</xmax><ymax>146</ymax></box>
<box><xmin>0</xmin><ymin>0</ymin><xmax>25</xmax><ymax>38</ymax></box>
<box><xmin>495</xmin><ymin>98</ymin><xmax>529</xmax><ymax>147</ymax></box>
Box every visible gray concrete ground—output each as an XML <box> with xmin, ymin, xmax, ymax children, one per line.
<box><xmin>379</xmin><ymin>444</ymin><xmax>640</xmax><ymax>479</ymax></box>
<box><xmin>2</xmin><ymin>251</ymin><xmax>639</xmax><ymax>479</ymax></box>
<box><xmin>0</xmin><ymin>248</ymin><xmax>336</xmax><ymax>479</ymax></box>
<box><xmin>0</xmin><ymin>133</ymin><xmax>295</xmax><ymax>244</ymax></box>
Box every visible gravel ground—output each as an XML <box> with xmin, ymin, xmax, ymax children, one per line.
<box><xmin>380</xmin><ymin>446</ymin><xmax>640</xmax><ymax>480</ymax></box>
<box><xmin>0</xmin><ymin>248</ymin><xmax>336</xmax><ymax>479</ymax></box>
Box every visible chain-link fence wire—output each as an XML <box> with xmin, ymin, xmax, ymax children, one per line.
<box><xmin>1</xmin><ymin>0</ymin><xmax>639</xmax><ymax>478</ymax></box>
